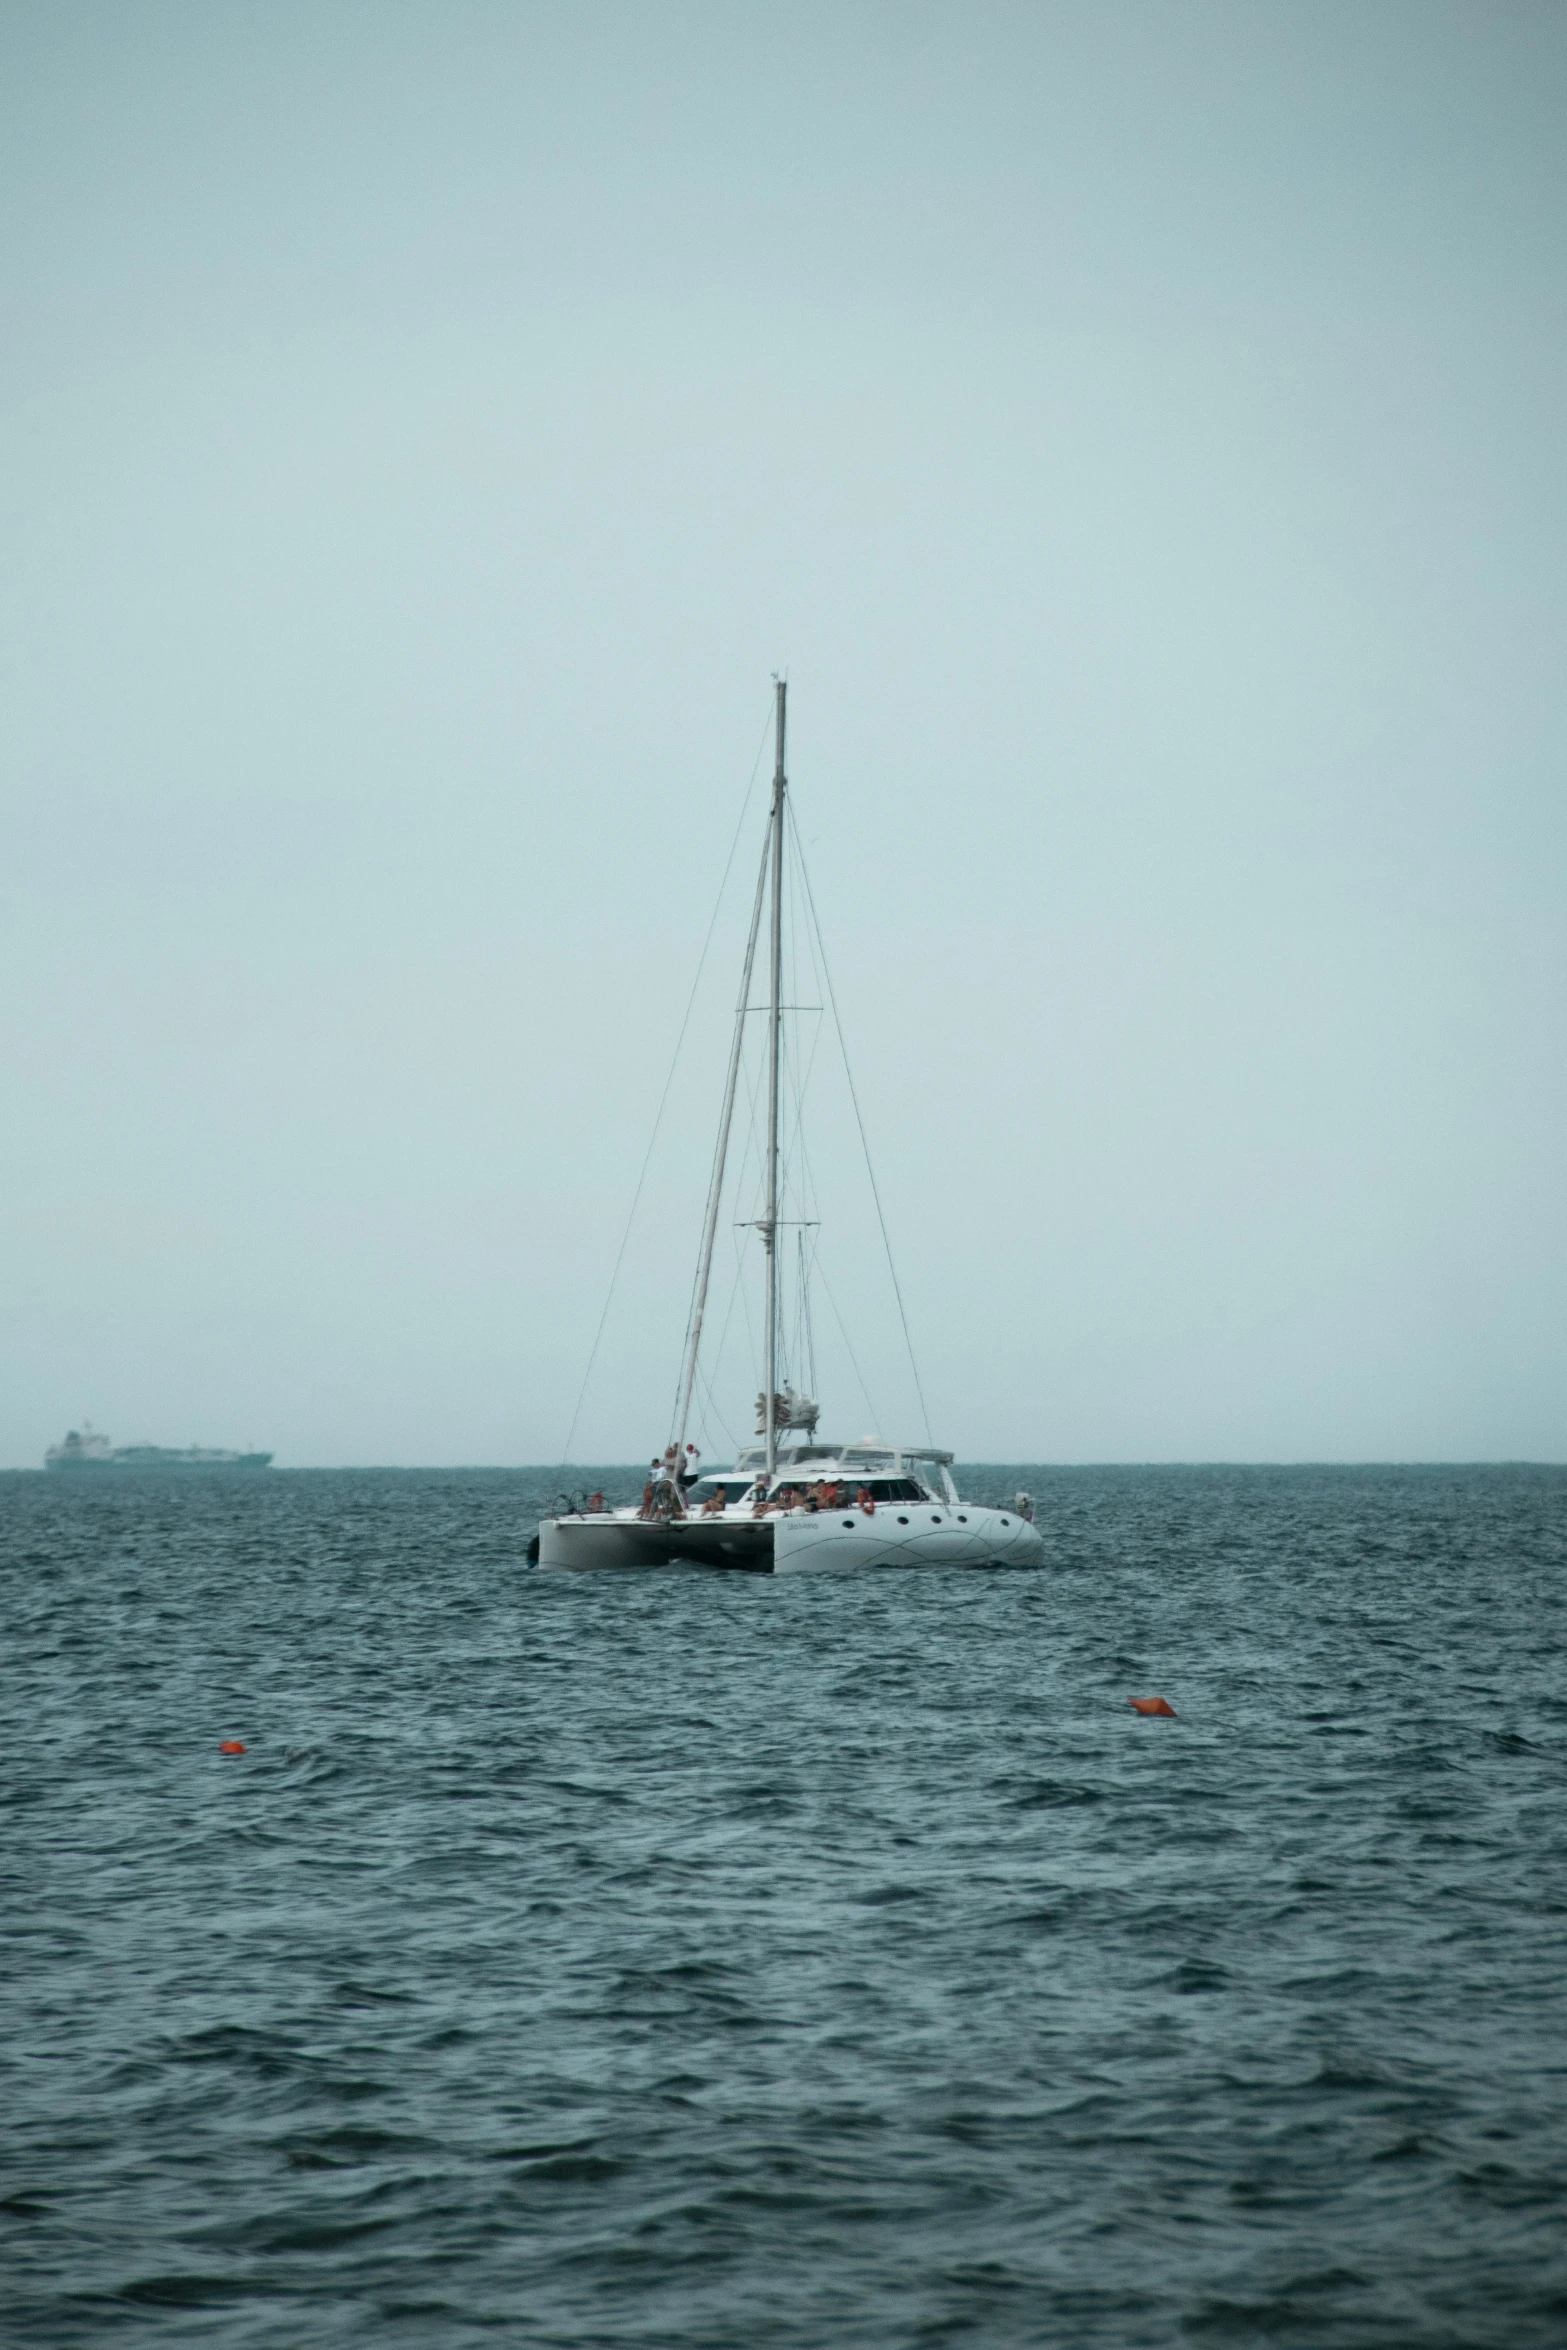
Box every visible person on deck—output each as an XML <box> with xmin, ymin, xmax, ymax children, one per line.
<box><xmin>700</xmin><ymin>1483</ymin><xmax>728</xmax><ymax>1517</ymax></box>
<box><xmin>650</xmin><ymin>1456</ymin><xmax>683</xmax><ymax>1519</ymax></box>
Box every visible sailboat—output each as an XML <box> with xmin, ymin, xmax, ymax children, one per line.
<box><xmin>535</xmin><ymin>683</ymin><xmax>1044</xmax><ymax>1573</ymax></box>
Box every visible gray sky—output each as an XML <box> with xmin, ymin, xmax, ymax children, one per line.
<box><xmin>3</xmin><ymin>1</ymin><xmax>1563</xmax><ymax>1467</ymax></box>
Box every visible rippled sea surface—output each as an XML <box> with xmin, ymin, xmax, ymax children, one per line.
<box><xmin>4</xmin><ymin>1464</ymin><xmax>1566</xmax><ymax>2347</ymax></box>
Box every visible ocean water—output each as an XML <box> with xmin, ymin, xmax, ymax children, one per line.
<box><xmin>3</xmin><ymin>1463</ymin><xmax>1566</xmax><ymax>2348</ymax></box>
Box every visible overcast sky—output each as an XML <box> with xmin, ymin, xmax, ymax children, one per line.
<box><xmin>2</xmin><ymin>1</ymin><xmax>1563</xmax><ymax>1467</ymax></box>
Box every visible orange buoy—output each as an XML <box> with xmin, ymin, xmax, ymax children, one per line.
<box><xmin>218</xmin><ymin>1739</ymin><xmax>247</xmax><ymax>1755</ymax></box>
<box><xmin>1129</xmin><ymin>1697</ymin><xmax>1177</xmax><ymax>1717</ymax></box>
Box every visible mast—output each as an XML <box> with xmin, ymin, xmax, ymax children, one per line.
<box><xmin>763</xmin><ymin>678</ymin><xmax>786</xmax><ymax>1478</ymax></box>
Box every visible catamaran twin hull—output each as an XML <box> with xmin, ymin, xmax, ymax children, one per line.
<box><xmin>537</xmin><ymin>1502</ymin><xmax>1044</xmax><ymax>1573</ymax></box>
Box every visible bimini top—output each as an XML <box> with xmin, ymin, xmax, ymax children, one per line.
<box><xmin>727</xmin><ymin>1441</ymin><xmax>955</xmax><ymax>1472</ymax></box>
<box><xmin>688</xmin><ymin>1444</ymin><xmax>960</xmax><ymax>1509</ymax></box>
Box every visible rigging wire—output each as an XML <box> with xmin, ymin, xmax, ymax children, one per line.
<box><xmin>782</xmin><ymin>820</ymin><xmax>829</xmax><ymax>1199</ymax></box>
<box><xmin>710</xmin><ymin>1226</ymin><xmax>751</xmax><ymax>1383</ymax></box>
<box><xmin>799</xmin><ymin>1229</ymin><xmax>818</xmax><ymax>1402</ymax></box>
<box><xmin>666</xmin><ymin>821</ymin><xmax>771</xmax><ymax>1443</ymax></box>
<box><xmin>810</xmin><ymin>1247</ymin><xmax>883</xmax><ymax>1434</ymax></box>
<box><xmin>692</xmin><ymin>1343</ymin><xmax>739</xmax><ymax>1455</ymax></box>
<box><xmin>786</xmin><ymin>799</ymin><xmax>934</xmax><ymax>1446</ymax></box>
<box><xmin>773</xmin><ymin>818</ymin><xmax>829</xmax><ymax>1397</ymax></box>
<box><xmin>729</xmin><ymin>1217</ymin><xmax>762</xmax><ymax>1414</ymax></box>
<box><xmin>683</xmin><ymin>1147</ymin><xmax>756</xmax><ymax>1457</ymax></box>
<box><xmin>723</xmin><ymin>1026</ymin><xmax>769</xmax><ymax>1423</ymax></box>
<box><xmin>557</xmin><ymin>705</ymin><xmax>775</xmax><ymax>1465</ymax></box>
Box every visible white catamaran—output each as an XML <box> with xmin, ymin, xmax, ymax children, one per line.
<box><xmin>536</xmin><ymin>684</ymin><xmax>1043</xmax><ymax>1574</ymax></box>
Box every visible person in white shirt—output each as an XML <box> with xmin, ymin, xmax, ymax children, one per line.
<box><xmin>650</xmin><ymin>1452</ymin><xmax>685</xmax><ymax>1519</ymax></box>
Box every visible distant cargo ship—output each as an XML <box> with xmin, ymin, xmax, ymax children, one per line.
<box><xmin>45</xmin><ymin>1424</ymin><xmax>273</xmax><ymax>1471</ymax></box>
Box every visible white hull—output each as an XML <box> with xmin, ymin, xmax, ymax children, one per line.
<box><xmin>537</xmin><ymin>1501</ymin><xmax>1042</xmax><ymax>1573</ymax></box>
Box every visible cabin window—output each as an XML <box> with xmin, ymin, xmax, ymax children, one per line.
<box><xmin>908</xmin><ymin>1464</ymin><xmax>958</xmax><ymax>1505</ymax></box>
